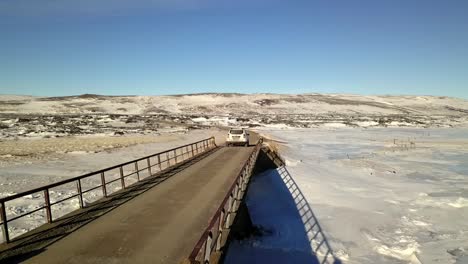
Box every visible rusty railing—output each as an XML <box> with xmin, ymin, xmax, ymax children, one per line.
<box><xmin>188</xmin><ymin>138</ymin><xmax>263</xmax><ymax>263</ymax></box>
<box><xmin>0</xmin><ymin>137</ymin><xmax>216</xmax><ymax>244</ymax></box>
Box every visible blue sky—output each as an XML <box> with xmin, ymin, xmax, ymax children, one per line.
<box><xmin>1</xmin><ymin>0</ymin><xmax>467</xmax><ymax>98</ymax></box>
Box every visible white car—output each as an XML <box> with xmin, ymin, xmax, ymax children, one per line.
<box><xmin>226</xmin><ymin>128</ymin><xmax>250</xmax><ymax>147</ymax></box>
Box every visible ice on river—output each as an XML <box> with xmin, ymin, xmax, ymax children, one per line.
<box><xmin>226</xmin><ymin>127</ymin><xmax>468</xmax><ymax>264</ymax></box>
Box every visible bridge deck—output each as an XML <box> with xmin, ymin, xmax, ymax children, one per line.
<box><xmin>20</xmin><ymin>145</ymin><xmax>255</xmax><ymax>264</ymax></box>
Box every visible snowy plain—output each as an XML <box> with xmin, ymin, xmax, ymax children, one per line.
<box><xmin>226</xmin><ymin>127</ymin><xmax>468</xmax><ymax>264</ymax></box>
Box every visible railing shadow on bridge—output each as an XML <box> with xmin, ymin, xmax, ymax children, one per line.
<box><xmin>224</xmin><ymin>148</ymin><xmax>341</xmax><ymax>264</ymax></box>
<box><xmin>0</xmin><ymin>145</ymin><xmax>220</xmax><ymax>263</ymax></box>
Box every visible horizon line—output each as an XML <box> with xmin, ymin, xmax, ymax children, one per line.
<box><xmin>1</xmin><ymin>92</ymin><xmax>467</xmax><ymax>100</ymax></box>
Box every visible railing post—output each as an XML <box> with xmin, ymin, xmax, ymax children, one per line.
<box><xmin>158</xmin><ymin>154</ymin><xmax>162</xmax><ymax>171</ymax></box>
<box><xmin>0</xmin><ymin>201</ymin><xmax>10</xmax><ymax>243</ymax></box>
<box><xmin>119</xmin><ymin>166</ymin><xmax>126</xmax><ymax>189</ymax></box>
<box><xmin>237</xmin><ymin>177</ymin><xmax>243</xmax><ymax>199</ymax></box>
<box><xmin>216</xmin><ymin>209</ymin><xmax>225</xmax><ymax>251</ymax></box>
<box><xmin>242</xmin><ymin>172</ymin><xmax>246</xmax><ymax>191</ymax></box>
<box><xmin>204</xmin><ymin>232</ymin><xmax>213</xmax><ymax>263</ymax></box>
<box><xmin>44</xmin><ymin>189</ymin><xmax>53</xmax><ymax>223</ymax></box>
<box><xmin>233</xmin><ymin>183</ymin><xmax>239</xmax><ymax>209</ymax></box>
<box><xmin>166</xmin><ymin>152</ymin><xmax>170</xmax><ymax>167</ymax></box>
<box><xmin>147</xmin><ymin>158</ymin><xmax>152</xmax><ymax>176</ymax></box>
<box><xmin>241</xmin><ymin>171</ymin><xmax>247</xmax><ymax>192</ymax></box>
<box><xmin>191</xmin><ymin>144</ymin><xmax>195</xmax><ymax>157</ymax></box>
<box><xmin>135</xmin><ymin>162</ymin><xmax>140</xmax><ymax>181</ymax></box>
<box><xmin>225</xmin><ymin>193</ymin><xmax>234</xmax><ymax>228</ymax></box>
<box><xmin>101</xmin><ymin>172</ymin><xmax>107</xmax><ymax>197</ymax></box>
<box><xmin>174</xmin><ymin>149</ymin><xmax>178</xmax><ymax>164</ymax></box>
<box><xmin>76</xmin><ymin>179</ymin><xmax>84</xmax><ymax>208</ymax></box>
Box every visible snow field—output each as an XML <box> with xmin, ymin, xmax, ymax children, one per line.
<box><xmin>228</xmin><ymin>127</ymin><xmax>468</xmax><ymax>264</ymax></box>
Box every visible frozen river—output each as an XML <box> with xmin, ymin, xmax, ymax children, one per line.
<box><xmin>226</xmin><ymin>127</ymin><xmax>468</xmax><ymax>264</ymax></box>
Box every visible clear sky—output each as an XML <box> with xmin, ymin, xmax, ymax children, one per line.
<box><xmin>1</xmin><ymin>0</ymin><xmax>467</xmax><ymax>98</ymax></box>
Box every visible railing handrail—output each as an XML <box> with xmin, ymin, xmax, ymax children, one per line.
<box><xmin>188</xmin><ymin>137</ymin><xmax>263</xmax><ymax>262</ymax></box>
<box><xmin>0</xmin><ymin>136</ymin><xmax>215</xmax><ymax>204</ymax></box>
<box><xmin>1</xmin><ymin>136</ymin><xmax>217</xmax><ymax>244</ymax></box>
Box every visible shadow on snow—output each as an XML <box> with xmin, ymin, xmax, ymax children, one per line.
<box><xmin>224</xmin><ymin>148</ymin><xmax>341</xmax><ymax>264</ymax></box>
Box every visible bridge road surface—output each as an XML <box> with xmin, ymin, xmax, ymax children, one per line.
<box><xmin>22</xmin><ymin>137</ymin><xmax>258</xmax><ymax>264</ymax></box>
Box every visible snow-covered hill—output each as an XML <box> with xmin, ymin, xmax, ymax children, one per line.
<box><xmin>1</xmin><ymin>93</ymin><xmax>467</xmax><ymax>128</ymax></box>
<box><xmin>1</xmin><ymin>93</ymin><xmax>467</xmax><ymax>115</ymax></box>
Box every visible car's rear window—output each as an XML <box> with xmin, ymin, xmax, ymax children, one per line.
<box><xmin>230</xmin><ymin>129</ymin><xmax>244</xmax><ymax>134</ymax></box>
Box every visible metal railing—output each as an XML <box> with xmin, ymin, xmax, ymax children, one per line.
<box><xmin>188</xmin><ymin>138</ymin><xmax>263</xmax><ymax>263</ymax></box>
<box><xmin>0</xmin><ymin>137</ymin><xmax>216</xmax><ymax>244</ymax></box>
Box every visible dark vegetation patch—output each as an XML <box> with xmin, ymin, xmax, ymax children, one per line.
<box><xmin>0</xmin><ymin>100</ymin><xmax>27</xmax><ymax>105</ymax></box>
<box><xmin>117</xmin><ymin>97</ymin><xmax>137</xmax><ymax>104</ymax></box>
<box><xmin>194</xmin><ymin>106</ymin><xmax>209</xmax><ymax>111</ymax></box>
<box><xmin>281</xmin><ymin>97</ymin><xmax>309</xmax><ymax>104</ymax></box>
<box><xmin>253</xmin><ymin>97</ymin><xmax>309</xmax><ymax>106</ymax></box>
<box><xmin>0</xmin><ymin>113</ymin><xmax>193</xmax><ymax>139</ymax></box>
<box><xmin>85</xmin><ymin>107</ymin><xmax>106</xmax><ymax>113</ymax></box>
<box><xmin>180</xmin><ymin>106</ymin><xmax>216</xmax><ymax>113</ymax></box>
<box><xmin>223</xmin><ymin>103</ymin><xmax>247</xmax><ymax>109</ymax></box>
<box><xmin>254</xmin><ymin>99</ymin><xmax>280</xmax><ymax>106</ymax></box>
<box><xmin>62</xmin><ymin>102</ymin><xmax>89</xmax><ymax>108</ymax></box>
<box><xmin>446</xmin><ymin>106</ymin><xmax>468</xmax><ymax>114</ymax></box>
<box><xmin>169</xmin><ymin>93</ymin><xmax>246</xmax><ymax>97</ymax></box>
<box><xmin>77</xmin><ymin>94</ymin><xmax>106</xmax><ymax>99</ymax></box>
<box><xmin>37</xmin><ymin>96</ymin><xmax>74</xmax><ymax>101</ymax></box>
<box><xmin>312</xmin><ymin>95</ymin><xmax>379</xmax><ymax>106</ymax></box>
<box><xmin>37</xmin><ymin>94</ymin><xmax>135</xmax><ymax>102</ymax></box>
<box><xmin>310</xmin><ymin>95</ymin><xmax>412</xmax><ymax>113</ymax></box>
<box><xmin>144</xmin><ymin>106</ymin><xmax>170</xmax><ymax>114</ymax></box>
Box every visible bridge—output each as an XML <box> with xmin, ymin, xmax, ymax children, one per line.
<box><xmin>0</xmin><ymin>134</ymin><xmax>263</xmax><ymax>263</ymax></box>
